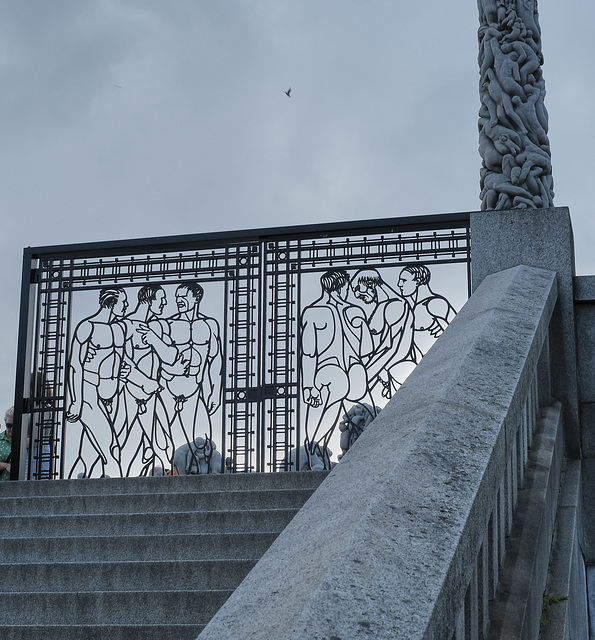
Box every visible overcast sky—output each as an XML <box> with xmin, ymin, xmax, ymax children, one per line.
<box><xmin>0</xmin><ymin>0</ymin><xmax>592</xmax><ymax>411</ymax></box>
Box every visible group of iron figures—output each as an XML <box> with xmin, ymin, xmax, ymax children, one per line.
<box><xmin>477</xmin><ymin>0</ymin><xmax>554</xmax><ymax>210</ymax></box>
<box><xmin>64</xmin><ymin>265</ymin><xmax>454</xmax><ymax>477</ymax></box>
<box><xmin>300</xmin><ymin>266</ymin><xmax>454</xmax><ymax>467</ymax></box>
<box><xmin>66</xmin><ymin>282</ymin><xmax>222</xmax><ymax>478</ymax></box>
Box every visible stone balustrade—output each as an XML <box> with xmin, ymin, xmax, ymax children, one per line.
<box><xmin>197</xmin><ymin>263</ymin><xmax>560</xmax><ymax>639</ymax></box>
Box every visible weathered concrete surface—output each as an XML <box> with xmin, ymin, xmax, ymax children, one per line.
<box><xmin>573</xmin><ymin>276</ymin><xmax>595</xmax><ymax>567</ymax></box>
<box><xmin>488</xmin><ymin>404</ymin><xmax>564</xmax><ymax>640</ymax></box>
<box><xmin>540</xmin><ymin>459</ymin><xmax>589</xmax><ymax>640</ymax></box>
<box><xmin>565</xmin><ymin>278</ymin><xmax>595</xmax><ymax>451</ymax></box>
<box><xmin>574</xmin><ymin>274</ymin><xmax>595</xmax><ymax>447</ymax></box>
<box><xmin>471</xmin><ymin>207</ymin><xmax>579</xmax><ymax>457</ymax></box>
<box><xmin>0</xmin><ymin>471</ymin><xmax>327</xmax><ymax>639</ymax></box>
<box><xmin>197</xmin><ymin>264</ymin><xmax>556</xmax><ymax>640</ymax></box>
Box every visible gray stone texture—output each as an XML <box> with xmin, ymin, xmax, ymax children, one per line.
<box><xmin>470</xmin><ymin>207</ymin><xmax>579</xmax><ymax>456</ymax></box>
<box><xmin>581</xmin><ymin>458</ymin><xmax>595</xmax><ymax>563</ymax></box>
<box><xmin>488</xmin><ymin>403</ymin><xmax>565</xmax><ymax>639</ymax></box>
<box><xmin>0</xmin><ymin>470</ymin><xmax>327</xmax><ymax>639</ymax></box>
<box><xmin>569</xmin><ymin>272</ymin><xmax>595</xmax><ymax>637</ymax></box>
<box><xmin>574</xmin><ymin>275</ymin><xmax>595</xmax><ymax>458</ymax></box>
<box><xmin>573</xmin><ymin>275</ymin><xmax>595</xmax><ymax>303</ymax></box>
<box><xmin>571</xmin><ymin>275</ymin><xmax>595</xmax><ymax>569</ymax></box>
<box><xmin>540</xmin><ymin>459</ymin><xmax>589</xmax><ymax>640</ymax></box>
<box><xmin>197</xmin><ymin>264</ymin><xmax>557</xmax><ymax>640</ymax></box>
<box><xmin>477</xmin><ymin>0</ymin><xmax>554</xmax><ymax>211</ymax></box>
<box><xmin>575</xmin><ymin>306</ymin><xmax>595</xmax><ymax>469</ymax></box>
<box><xmin>471</xmin><ymin>206</ymin><xmax>590</xmax><ymax>636</ymax></box>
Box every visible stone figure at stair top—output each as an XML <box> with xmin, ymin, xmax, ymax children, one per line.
<box><xmin>338</xmin><ymin>403</ymin><xmax>381</xmax><ymax>460</ymax></box>
<box><xmin>300</xmin><ymin>269</ymin><xmax>374</xmax><ymax>468</ymax></box>
<box><xmin>66</xmin><ymin>287</ymin><xmax>130</xmax><ymax>478</ymax></box>
<box><xmin>281</xmin><ymin>443</ymin><xmax>333</xmax><ymax>471</ymax></box>
<box><xmin>173</xmin><ymin>435</ymin><xmax>223</xmax><ymax>475</ymax></box>
<box><xmin>351</xmin><ymin>268</ymin><xmax>415</xmax><ymax>400</ymax></box>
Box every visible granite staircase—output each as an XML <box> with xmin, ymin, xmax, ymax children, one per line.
<box><xmin>0</xmin><ymin>471</ymin><xmax>328</xmax><ymax>639</ymax></box>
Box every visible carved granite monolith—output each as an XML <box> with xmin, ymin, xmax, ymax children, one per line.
<box><xmin>478</xmin><ymin>0</ymin><xmax>554</xmax><ymax>210</ymax></box>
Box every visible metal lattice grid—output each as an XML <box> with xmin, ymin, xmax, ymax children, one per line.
<box><xmin>13</xmin><ymin>214</ymin><xmax>471</xmax><ymax>479</ymax></box>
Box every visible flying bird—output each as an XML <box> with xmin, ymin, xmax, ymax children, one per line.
<box><xmin>113</xmin><ymin>85</ymin><xmax>122</xmax><ymax>88</ymax></box>
<box><xmin>284</xmin><ymin>87</ymin><xmax>291</xmax><ymax>98</ymax></box>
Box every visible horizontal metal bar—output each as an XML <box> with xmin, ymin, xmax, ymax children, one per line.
<box><xmin>23</xmin><ymin>212</ymin><xmax>472</xmax><ymax>261</ymax></box>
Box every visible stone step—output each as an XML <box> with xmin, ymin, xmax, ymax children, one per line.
<box><xmin>0</xmin><ymin>531</ymin><xmax>279</xmax><ymax>562</ymax></box>
<box><xmin>0</xmin><ymin>507</ymin><xmax>299</xmax><ymax>537</ymax></box>
<box><xmin>0</xmin><ymin>559</ymin><xmax>257</xmax><ymax>592</ymax></box>
<box><xmin>0</xmin><ymin>590</ymin><xmax>232</xmax><ymax>625</ymax></box>
<box><xmin>0</xmin><ymin>471</ymin><xmax>328</xmax><ymax>497</ymax></box>
<box><xmin>0</xmin><ymin>487</ymin><xmax>316</xmax><ymax>515</ymax></box>
<box><xmin>0</xmin><ymin>470</ymin><xmax>330</xmax><ymax>636</ymax></box>
<box><xmin>2</xmin><ymin>624</ymin><xmax>205</xmax><ymax>640</ymax></box>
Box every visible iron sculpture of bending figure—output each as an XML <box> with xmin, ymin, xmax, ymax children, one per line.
<box><xmin>300</xmin><ymin>269</ymin><xmax>373</xmax><ymax>469</ymax></box>
<box><xmin>66</xmin><ymin>287</ymin><xmax>130</xmax><ymax>478</ymax></box>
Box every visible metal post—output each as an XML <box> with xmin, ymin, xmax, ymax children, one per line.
<box><xmin>11</xmin><ymin>250</ymin><xmax>37</xmax><ymax>480</ymax></box>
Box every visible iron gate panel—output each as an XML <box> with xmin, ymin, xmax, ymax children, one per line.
<box><xmin>13</xmin><ymin>214</ymin><xmax>471</xmax><ymax>479</ymax></box>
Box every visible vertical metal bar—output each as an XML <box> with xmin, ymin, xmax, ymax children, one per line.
<box><xmin>60</xmin><ymin>265</ymin><xmax>75</xmax><ymax>480</ymax></box>
<box><xmin>11</xmin><ymin>250</ymin><xmax>37</xmax><ymax>480</ymax></box>
<box><xmin>27</xmin><ymin>265</ymin><xmax>44</xmax><ymax>480</ymax></box>
<box><xmin>257</xmin><ymin>239</ymin><xmax>266</xmax><ymax>472</ymax></box>
<box><xmin>295</xmin><ymin>238</ymin><xmax>303</xmax><ymax>471</ymax></box>
<box><xmin>220</xmin><ymin>248</ymin><xmax>230</xmax><ymax>474</ymax></box>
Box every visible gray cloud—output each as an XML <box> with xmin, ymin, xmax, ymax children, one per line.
<box><xmin>0</xmin><ymin>0</ymin><xmax>592</xmax><ymax>411</ymax></box>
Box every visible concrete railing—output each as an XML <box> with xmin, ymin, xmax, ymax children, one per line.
<box><xmin>197</xmin><ymin>264</ymin><xmax>559</xmax><ymax>640</ymax></box>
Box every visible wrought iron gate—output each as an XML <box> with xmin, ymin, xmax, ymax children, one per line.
<box><xmin>13</xmin><ymin>213</ymin><xmax>470</xmax><ymax>479</ymax></box>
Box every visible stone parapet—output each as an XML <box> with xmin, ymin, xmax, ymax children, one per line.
<box><xmin>471</xmin><ymin>207</ymin><xmax>579</xmax><ymax>456</ymax></box>
<box><xmin>197</xmin><ymin>264</ymin><xmax>557</xmax><ymax>639</ymax></box>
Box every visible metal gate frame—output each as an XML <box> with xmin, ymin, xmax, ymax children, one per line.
<box><xmin>12</xmin><ymin>212</ymin><xmax>471</xmax><ymax>479</ymax></box>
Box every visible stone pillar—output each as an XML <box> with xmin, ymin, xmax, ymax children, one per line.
<box><xmin>477</xmin><ymin>0</ymin><xmax>554</xmax><ymax>210</ymax></box>
<box><xmin>470</xmin><ymin>207</ymin><xmax>580</xmax><ymax>456</ymax></box>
